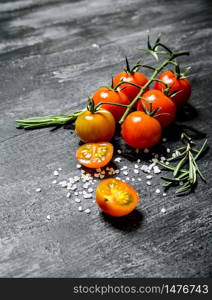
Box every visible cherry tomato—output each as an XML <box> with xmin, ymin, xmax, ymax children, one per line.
<box><xmin>96</xmin><ymin>178</ymin><xmax>139</xmax><ymax>217</ymax></box>
<box><xmin>92</xmin><ymin>87</ymin><xmax>130</xmax><ymax>122</ymax></box>
<box><xmin>113</xmin><ymin>71</ymin><xmax>149</xmax><ymax>103</ymax></box>
<box><xmin>121</xmin><ymin>111</ymin><xmax>162</xmax><ymax>149</ymax></box>
<box><xmin>75</xmin><ymin>109</ymin><xmax>115</xmax><ymax>143</ymax></box>
<box><xmin>154</xmin><ymin>70</ymin><xmax>191</xmax><ymax>108</ymax></box>
<box><xmin>137</xmin><ymin>89</ymin><xmax>176</xmax><ymax>128</ymax></box>
<box><xmin>76</xmin><ymin>142</ymin><xmax>114</xmax><ymax>169</ymax></box>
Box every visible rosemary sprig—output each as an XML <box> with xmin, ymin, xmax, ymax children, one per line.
<box><xmin>16</xmin><ymin>111</ymin><xmax>83</xmax><ymax>129</ymax></box>
<box><xmin>157</xmin><ymin>133</ymin><xmax>208</xmax><ymax>194</ymax></box>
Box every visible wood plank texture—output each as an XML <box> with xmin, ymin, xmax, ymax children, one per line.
<box><xmin>0</xmin><ymin>0</ymin><xmax>212</xmax><ymax>277</ymax></box>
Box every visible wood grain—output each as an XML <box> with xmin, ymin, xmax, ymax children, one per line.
<box><xmin>0</xmin><ymin>0</ymin><xmax>212</xmax><ymax>277</ymax></box>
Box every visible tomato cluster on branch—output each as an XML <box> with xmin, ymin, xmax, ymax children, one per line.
<box><xmin>74</xmin><ymin>35</ymin><xmax>191</xmax><ymax>150</ymax></box>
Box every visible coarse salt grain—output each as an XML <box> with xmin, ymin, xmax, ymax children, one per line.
<box><xmin>78</xmin><ymin>206</ymin><xmax>83</xmax><ymax>212</ymax></box>
<box><xmin>88</xmin><ymin>188</ymin><xmax>93</xmax><ymax>193</ymax></box>
<box><xmin>166</xmin><ymin>148</ymin><xmax>171</xmax><ymax>153</ymax></box>
<box><xmin>149</xmin><ymin>163</ymin><xmax>155</xmax><ymax>170</ymax></box>
<box><xmin>85</xmin><ymin>208</ymin><xmax>91</xmax><ymax>214</ymax></box>
<box><xmin>75</xmin><ymin>198</ymin><xmax>81</xmax><ymax>203</ymax></box>
<box><xmin>134</xmin><ymin>169</ymin><xmax>139</xmax><ymax>174</ymax></box>
<box><xmin>114</xmin><ymin>157</ymin><xmax>122</xmax><ymax>162</ymax></box>
<box><xmin>155</xmin><ymin>189</ymin><xmax>161</xmax><ymax>194</ymax></box>
<box><xmin>137</xmin><ymin>159</ymin><xmax>141</xmax><ymax>163</ymax></box>
<box><xmin>70</xmin><ymin>185</ymin><xmax>77</xmax><ymax>191</ymax></box>
<box><xmin>141</xmin><ymin>165</ymin><xmax>150</xmax><ymax>173</ymax></box>
<box><xmin>74</xmin><ymin>176</ymin><xmax>80</xmax><ymax>182</ymax></box>
<box><xmin>121</xmin><ymin>166</ymin><xmax>128</xmax><ymax>170</ymax></box>
<box><xmin>66</xmin><ymin>192</ymin><xmax>71</xmax><ymax>198</ymax></box>
<box><xmin>162</xmin><ymin>193</ymin><xmax>167</xmax><ymax>196</ymax></box>
<box><xmin>153</xmin><ymin>166</ymin><xmax>161</xmax><ymax>174</ymax></box>
<box><xmin>146</xmin><ymin>175</ymin><xmax>152</xmax><ymax>179</ymax></box>
<box><xmin>58</xmin><ymin>168</ymin><xmax>62</xmax><ymax>171</ymax></box>
<box><xmin>134</xmin><ymin>164</ymin><xmax>139</xmax><ymax>168</ymax></box>
<box><xmin>46</xmin><ymin>215</ymin><xmax>51</xmax><ymax>220</ymax></box>
<box><xmin>36</xmin><ymin>188</ymin><xmax>41</xmax><ymax>192</ymax></box>
<box><xmin>161</xmin><ymin>208</ymin><xmax>166</xmax><ymax>213</ymax></box>
<box><xmin>53</xmin><ymin>170</ymin><xmax>59</xmax><ymax>176</ymax></box>
<box><xmin>83</xmin><ymin>193</ymin><xmax>92</xmax><ymax>199</ymax></box>
<box><xmin>123</xmin><ymin>171</ymin><xmax>128</xmax><ymax>176</ymax></box>
<box><xmin>52</xmin><ymin>180</ymin><xmax>57</xmax><ymax>184</ymax></box>
<box><xmin>146</xmin><ymin>181</ymin><xmax>151</xmax><ymax>186</ymax></box>
<box><xmin>76</xmin><ymin>164</ymin><xmax>81</xmax><ymax>169</ymax></box>
<box><xmin>138</xmin><ymin>178</ymin><xmax>142</xmax><ymax>181</ymax></box>
<box><xmin>59</xmin><ymin>181</ymin><xmax>67</xmax><ymax>188</ymax></box>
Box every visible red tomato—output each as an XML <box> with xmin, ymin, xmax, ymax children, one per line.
<box><xmin>92</xmin><ymin>87</ymin><xmax>130</xmax><ymax>122</ymax></box>
<box><xmin>137</xmin><ymin>90</ymin><xmax>176</xmax><ymax>128</ymax></box>
<box><xmin>113</xmin><ymin>71</ymin><xmax>149</xmax><ymax>103</ymax></box>
<box><xmin>75</xmin><ymin>109</ymin><xmax>115</xmax><ymax>143</ymax></box>
<box><xmin>96</xmin><ymin>178</ymin><xmax>139</xmax><ymax>217</ymax></box>
<box><xmin>154</xmin><ymin>70</ymin><xmax>191</xmax><ymax>108</ymax></box>
<box><xmin>76</xmin><ymin>142</ymin><xmax>113</xmax><ymax>169</ymax></box>
<box><xmin>121</xmin><ymin>111</ymin><xmax>162</xmax><ymax>149</ymax></box>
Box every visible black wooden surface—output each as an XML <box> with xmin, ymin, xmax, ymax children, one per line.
<box><xmin>0</xmin><ymin>0</ymin><xmax>212</xmax><ymax>278</ymax></box>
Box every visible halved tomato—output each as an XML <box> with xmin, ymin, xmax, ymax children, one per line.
<box><xmin>96</xmin><ymin>178</ymin><xmax>139</xmax><ymax>217</ymax></box>
<box><xmin>76</xmin><ymin>142</ymin><xmax>114</xmax><ymax>169</ymax></box>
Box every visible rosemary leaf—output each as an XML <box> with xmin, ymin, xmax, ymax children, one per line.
<box><xmin>173</xmin><ymin>153</ymin><xmax>188</xmax><ymax>177</ymax></box>
<box><xmin>194</xmin><ymin>139</ymin><xmax>208</xmax><ymax>161</ymax></box>
<box><xmin>175</xmin><ymin>182</ymin><xmax>191</xmax><ymax>194</ymax></box>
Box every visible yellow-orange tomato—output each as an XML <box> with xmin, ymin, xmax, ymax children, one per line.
<box><xmin>121</xmin><ymin>111</ymin><xmax>162</xmax><ymax>149</ymax></box>
<box><xmin>96</xmin><ymin>178</ymin><xmax>139</xmax><ymax>217</ymax></box>
<box><xmin>76</xmin><ymin>142</ymin><xmax>114</xmax><ymax>169</ymax></box>
<box><xmin>75</xmin><ymin>109</ymin><xmax>115</xmax><ymax>143</ymax></box>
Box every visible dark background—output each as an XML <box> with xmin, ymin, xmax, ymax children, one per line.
<box><xmin>0</xmin><ymin>0</ymin><xmax>212</xmax><ymax>277</ymax></box>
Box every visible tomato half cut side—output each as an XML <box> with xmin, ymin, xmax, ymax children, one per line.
<box><xmin>76</xmin><ymin>142</ymin><xmax>114</xmax><ymax>169</ymax></box>
<box><xmin>96</xmin><ymin>178</ymin><xmax>139</xmax><ymax>217</ymax></box>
